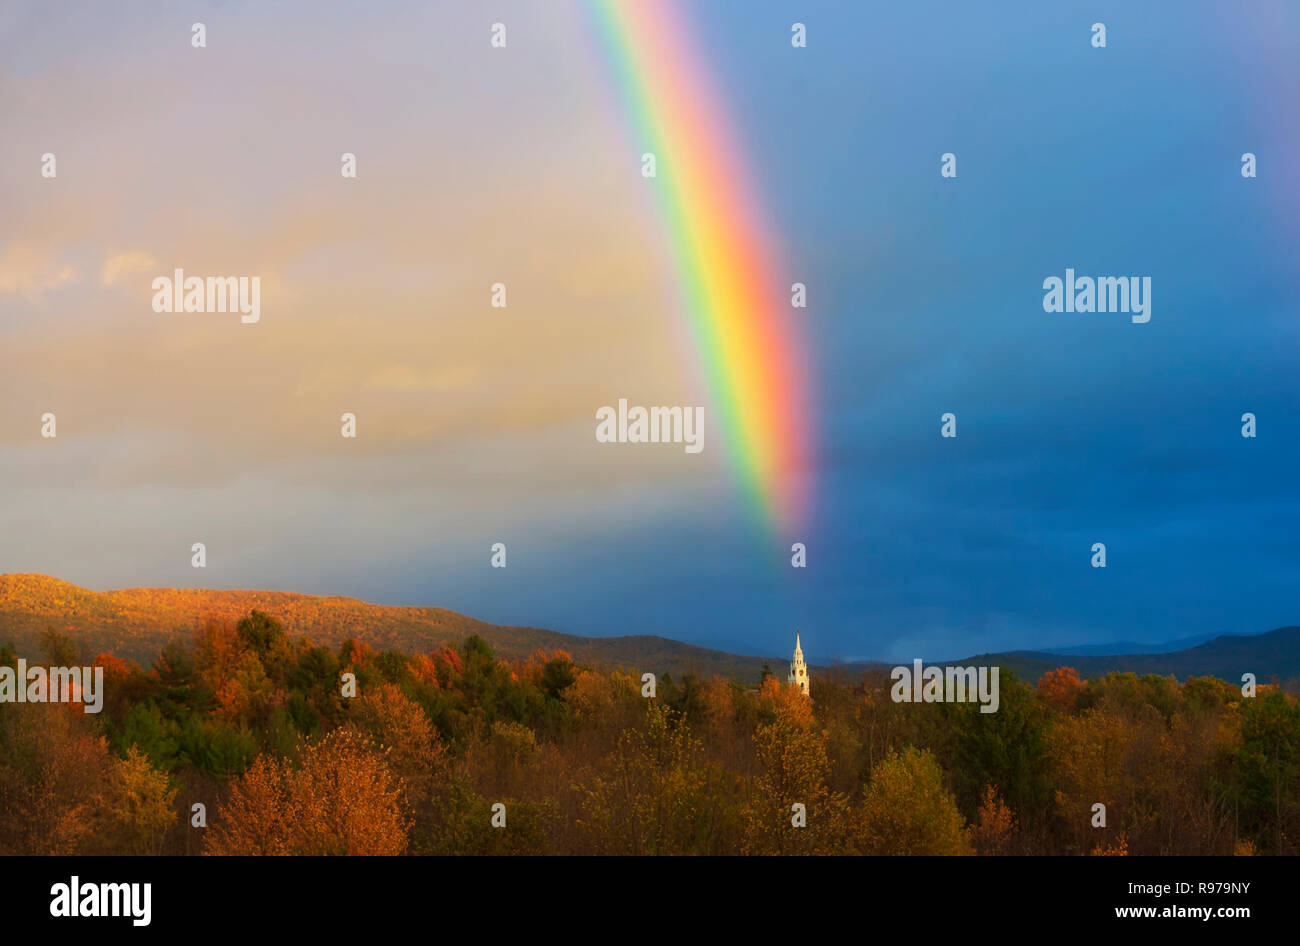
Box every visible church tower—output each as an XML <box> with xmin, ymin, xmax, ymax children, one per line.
<box><xmin>788</xmin><ymin>632</ymin><xmax>809</xmax><ymax>697</ymax></box>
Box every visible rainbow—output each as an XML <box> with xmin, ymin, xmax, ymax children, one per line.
<box><xmin>585</xmin><ymin>0</ymin><xmax>813</xmax><ymax>534</ymax></box>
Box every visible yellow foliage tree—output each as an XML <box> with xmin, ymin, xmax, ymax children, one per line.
<box><xmin>743</xmin><ymin>710</ymin><xmax>850</xmax><ymax>855</ymax></box>
<box><xmin>580</xmin><ymin>702</ymin><xmax>723</xmax><ymax>855</ymax></box>
<box><xmin>97</xmin><ymin>746</ymin><xmax>179</xmax><ymax>855</ymax></box>
<box><xmin>1047</xmin><ymin>709</ymin><xmax>1136</xmax><ymax>853</ymax></box>
<box><xmin>855</xmin><ymin>746</ymin><xmax>973</xmax><ymax>855</ymax></box>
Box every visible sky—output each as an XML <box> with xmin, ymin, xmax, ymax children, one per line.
<box><xmin>2</xmin><ymin>1</ymin><xmax>1297</xmax><ymax>662</ymax></box>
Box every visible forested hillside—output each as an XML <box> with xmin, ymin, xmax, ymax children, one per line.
<box><xmin>0</xmin><ymin>574</ymin><xmax>773</xmax><ymax>679</ymax></box>
<box><xmin>2</xmin><ymin>610</ymin><xmax>1296</xmax><ymax>856</ymax></box>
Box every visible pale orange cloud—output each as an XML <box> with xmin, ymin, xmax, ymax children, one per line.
<box><xmin>0</xmin><ymin>240</ymin><xmax>78</xmax><ymax>300</ymax></box>
<box><xmin>100</xmin><ymin>250</ymin><xmax>158</xmax><ymax>287</ymax></box>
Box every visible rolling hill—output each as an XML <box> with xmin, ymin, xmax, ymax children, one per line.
<box><xmin>0</xmin><ymin>574</ymin><xmax>779</xmax><ymax>680</ymax></box>
<box><xmin>2</xmin><ymin>574</ymin><xmax>1296</xmax><ymax>686</ymax></box>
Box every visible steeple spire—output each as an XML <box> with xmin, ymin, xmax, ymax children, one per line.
<box><xmin>787</xmin><ymin>631</ymin><xmax>809</xmax><ymax>697</ymax></box>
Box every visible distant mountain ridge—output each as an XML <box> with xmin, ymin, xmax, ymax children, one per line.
<box><xmin>1044</xmin><ymin>632</ymin><xmax>1227</xmax><ymax>657</ymax></box>
<box><xmin>819</xmin><ymin>628</ymin><xmax>1299</xmax><ymax>684</ymax></box>
<box><xmin>956</xmin><ymin>627</ymin><xmax>1300</xmax><ymax>684</ymax></box>
<box><xmin>0</xmin><ymin>574</ymin><xmax>778</xmax><ymax>680</ymax></box>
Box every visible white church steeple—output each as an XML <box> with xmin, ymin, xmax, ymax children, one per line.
<box><xmin>788</xmin><ymin>631</ymin><xmax>809</xmax><ymax>697</ymax></box>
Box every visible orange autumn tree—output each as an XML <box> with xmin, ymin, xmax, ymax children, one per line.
<box><xmin>410</xmin><ymin>653</ymin><xmax>442</xmax><ymax>689</ymax></box>
<box><xmin>1037</xmin><ymin>667</ymin><xmax>1084</xmax><ymax>714</ymax></box>
<box><xmin>1091</xmin><ymin>833</ymin><xmax>1129</xmax><ymax>856</ymax></box>
<box><xmin>93</xmin><ymin>652</ymin><xmax>134</xmax><ymax>682</ymax></box>
<box><xmin>351</xmin><ymin>683</ymin><xmax>446</xmax><ymax>789</ymax></box>
<box><xmin>753</xmin><ymin>674</ymin><xmax>815</xmax><ymax>726</ymax></box>
<box><xmin>203</xmin><ymin>754</ymin><xmax>288</xmax><ymax>855</ymax></box>
<box><xmin>206</xmin><ymin>727</ymin><xmax>409</xmax><ymax>855</ymax></box>
<box><xmin>190</xmin><ymin>618</ymin><xmax>279</xmax><ymax>726</ymax></box>
<box><xmin>969</xmin><ymin>783</ymin><xmax>1018</xmax><ymax>855</ymax></box>
<box><xmin>191</xmin><ymin>619</ymin><xmax>244</xmax><ymax>690</ymax></box>
<box><xmin>0</xmin><ymin>702</ymin><xmax>114</xmax><ymax>854</ymax></box>
<box><xmin>0</xmin><ymin>702</ymin><xmax>177</xmax><ymax>856</ymax></box>
<box><xmin>699</xmin><ymin>675</ymin><xmax>748</xmax><ymax>767</ymax></box>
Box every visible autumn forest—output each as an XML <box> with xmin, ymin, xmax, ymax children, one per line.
<box><xmin>1</xmin><ymin>610</ymin><xmax>1297</xmax><ymax>856</ymax></box>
